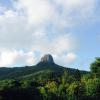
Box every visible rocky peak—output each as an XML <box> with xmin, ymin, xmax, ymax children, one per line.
<box><xmin>40</xmin><ymin>54</ymin><xmax>54</xmax><ymax>64</ymax></box>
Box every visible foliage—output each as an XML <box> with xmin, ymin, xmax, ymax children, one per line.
<box><xmin>90</xmin><ymin>57</ymin><xmax>100</xmax><ymax>77</ymax></box>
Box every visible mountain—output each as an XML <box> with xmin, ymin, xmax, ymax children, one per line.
<box><xmin>0</xmin><ymin>54</ymin><xmax>88</xmax><ymax>80</ymax></box>
<box><xmin>40</xmin><ymin>54</ymin><xmax>54</xmax><ymax>64</ymax></box>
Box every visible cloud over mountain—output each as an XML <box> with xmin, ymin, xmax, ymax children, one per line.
<box><xmin>0</xmin><ymin>0</ymin><xmax>99</xmax><ymax>68</ymax></box>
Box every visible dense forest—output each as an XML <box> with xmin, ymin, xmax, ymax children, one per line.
<box><xmin>0</xmin><ymin>57</ymin><xmax>100</xmax><ymax>100</ymax></box>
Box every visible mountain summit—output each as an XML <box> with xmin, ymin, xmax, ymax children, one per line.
<box><xmin>40</xmin><ymin>54</ymin><xmax>55</xmax><ymax>64</ymax></box>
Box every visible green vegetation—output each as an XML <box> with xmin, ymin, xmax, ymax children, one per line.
<box><xmin>0</xmin><ymin>57</ymin><xmax>100</xmax><ymax>100</ymax></box>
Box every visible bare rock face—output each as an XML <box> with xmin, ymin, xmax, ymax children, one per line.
<box><xmin>40</xmin><ymin>54</ymin><xmax>54</xmax><ymax>64</ymax></box>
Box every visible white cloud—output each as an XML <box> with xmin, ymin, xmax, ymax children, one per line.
<box><xmin>32</xmin><ymin>34</ymin><xmax>78</xmax><ymax>55</ymax></box>
<box><xmin>13</xmin><ymin>0</ymin><xmax>54</xmax><ymax>25</ymax></box>
<box><xmin>13</xmin><ymin>0</ymin><xmax>97</xmax><ymax>27</ymax></box>
<box><xmin>0</xmin><ymin>49</ymin><xmax>17</xmax><ymax>67</ymax></box>
<box><xmin>0</xmin><ymin>0</ymin><xmax>99</xmax><ymax>67</ymax></box>
<box><xmin>53</xmin><ymin>52</ymin><xmax>77</xmax><ymax>66</ymax></box>
<box><xmin>0</xmin><ymin>10</ymin><xmax>33</xmax><ymax>50</ymax></box>
<box><xmin>14</xmin><ymin>50</ymin><xmax>37</xmax><ymax>66</ymax></box>
<box><xmin>50</xmin><ymin>0</ymin><xmax>98</xmax><ymax>28</ymax></box>
<box><xmin>0</xmin><ymin>49</ymin><xmax>37</xmax><ymax>67</ymax></box>
<box><xmin>54</xmin><ymin>0</ymin><xmax>96</xmax><ymax>15</ymax></box>
<box><xmin>66</xmin><ymin>53</ymin><xmax>77</xmax><ymax>63</ymax></box>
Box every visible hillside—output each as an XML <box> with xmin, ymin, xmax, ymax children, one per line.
<box><xmin>0</xmin><ymin>54</ymin><xmax>88</xmax><ymax>80</ymax></box>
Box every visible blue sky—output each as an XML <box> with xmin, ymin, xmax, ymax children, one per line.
<box><xmin>0</xmin><ymin>0</ymin><xmax>100</xmax><ymax>71</ymax></box>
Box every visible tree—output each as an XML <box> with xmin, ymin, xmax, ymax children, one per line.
<box><xmin>74</xmin><ymin>69</ymin><xmax>81</xmax><ymax>82</ymax></box>
<box><xmin>67</xmin><ymin>82</ymin><xmax>85</xmax><ymax>100</ymax></box>
<box><xmin>45</xmin><ymin>81</ymin><xmax>58</xmax><ymax>94</ymax></box>
<box><xmin>61</xmin><ymin>69</ymin><xmax>69</xmax><ymax>85</ymax></box>
<box><xmin>85</xmin><ymin>78</ymin><xmax>100</xmax><ymax>99</ymax></box>
<box><xmin>90</xmin><ymin>57</ymin><xmax>100</xmax><ymax>77</ymax></box>
<box><xmin>40</xmin><ymin>87</ymin><xmax>48</xmax><ymax>100</ymax></box>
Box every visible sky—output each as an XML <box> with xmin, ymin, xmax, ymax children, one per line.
<box><xmin>0</xmin><ymin>0</ymin><xmax>100</xmax><ymax>70</ymax></box>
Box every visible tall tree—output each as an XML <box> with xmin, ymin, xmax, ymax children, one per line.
<box><xmin>74</xmin><ymin>69</ymin><xmax>81</xmax><ymax>82</ymax></box>
<box><xmin>90</xmin><ymin>57</ymin><xmax>100</xmax><ymax>77</ymax></box>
